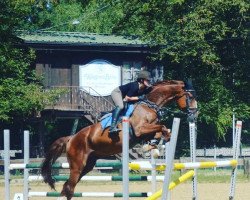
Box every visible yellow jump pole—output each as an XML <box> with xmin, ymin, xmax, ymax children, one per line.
<box><xmin>129</xmin><ymin>160</ymin><xmax>237</xmax><ymax>171</ymax></box>
<box><xmin>145</xmin><ymin>170</ymin><xmax>194</xmax><ymax>200</ymax></box>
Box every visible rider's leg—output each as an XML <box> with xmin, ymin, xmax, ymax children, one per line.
<box><xmin>110</xmin><ymin>87</ymin><xmax>124</xmax><ymax>134</ymax></box>
<box><xmin>109</xmin><ymin>106</ymin><xmax>122</xmax><ymax>134</ymax></box>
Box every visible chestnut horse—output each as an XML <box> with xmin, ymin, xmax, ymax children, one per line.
<box><xmin>41</xmin><ymin>80</ymin><xmax>197</xmax><ymax>200</ymax></box>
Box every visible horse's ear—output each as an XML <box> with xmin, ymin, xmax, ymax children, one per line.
<box><xmin>184</xmin><ymin>79</ymin><xmax>194</xmax><ymax>90</ymax></box>
<box><xmin>184</xmin><ymin>79</ymin><xmax>197</xmax><ymax>98</ymax></box>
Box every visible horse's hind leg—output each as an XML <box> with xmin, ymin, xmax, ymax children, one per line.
<box><xmin>78</xmin><ymin>152</ymin><xmax>98</xmax><ymax>180</ymax></box>
<box><xmin>60</xmin><ymin>155</ymin><xmax>86</xmax><ymax>200</ymax></box>
<box><xmin>61</xmin><ymin>153</ymin><xmax>97</xmax><ymax>200</ymax></box>
<box><xmin>60</xmin><ymin>148</ymin><xmax>89</xmax><ymax>200</ymax></box>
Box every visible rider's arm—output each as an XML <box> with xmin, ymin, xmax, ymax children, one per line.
<box><xmin>123</xmin><ymin>95</ymin><xmax>139</xmax><ymax>102</ymax></box>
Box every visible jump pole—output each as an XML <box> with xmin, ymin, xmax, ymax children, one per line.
<box><xmin>145</xmin><ymin>170</ymin><xmax>194</xmax><ymax>200</ymax></box>
<box><xmin>161</xmin><ymin>117</ymin><xmax>180</xmax><ymax>200</ymax></box>
<box><xmin>122</xmin><ymin>116</ymin><xmax>129</xmax><ymax>200</ymax></box>
<box><xmin>4</xmin><ymin>129</ymin><xmax>10</xmax><ymax>200</ymax></box>
<box><xmin>229</xmin><ymin>120</ymin><xmax>242</xmax><ymax>200</ymax></box>
<box><xmin>23</xmin><ymin>131</ymin><xmax>29</xmax><ymax>200</ymax></box>
<box><xmin>151</xmin><ymin>150</ymin><xmax>157</xmax><ymax>193</ymax></box>
<box><xmin>28</xmin><ymin>175</ymin><xmax>165</xmax><ymax>182</ymax></box>
<box><xmin>189</xmin><ymin>122</ymin><xmax>198</xmax><ymax>200</ymax></box>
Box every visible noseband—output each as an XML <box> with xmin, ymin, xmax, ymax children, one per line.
<box><xmin>157</xmin><ymin>88</ymin><xmax>198</xmax><ymax>122</ymax></box>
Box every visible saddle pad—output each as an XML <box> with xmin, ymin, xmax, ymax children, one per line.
<box><xmin>101</xmin><ymin>104</ymin><xmax>134</xmax><ymax>129</ymax></box>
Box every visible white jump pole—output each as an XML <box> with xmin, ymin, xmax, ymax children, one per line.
<box><xmin>4</xmin><ymin>129</ymin><xmax>10</xmax><ymax>200</ymax></box>
<box><xmin>151</xmin><ymin>151</ymin><xmax>157</xmax><ymax>193</ymax></box>
<box><xmin>122</xmin><ymin>116</ymin><xmax>129</xmax><ymax>200</ymax></box>
<box><xmin>161</xmin><ymin>118</ymin><xmax>180</xmax><ymax>200</ymax></box>
<box><xmin>229</xmin><ymin>121</ymin><xmax>242</xmax><ymax>200</ymax></box>
<box><xmin>189</xmin><ymin>122</ymin><xmax>198</xmax><ymax>200</ymax></box>
<box><xmin>23</xmin><ymin>130</ymin><xmax>29</xmax><ymax>200</ymax></box>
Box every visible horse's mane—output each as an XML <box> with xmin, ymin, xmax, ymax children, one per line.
<box><xmin>152</xmin><ymin>80</ymin><xmax>184</xmax><ymax>86</ymax></box>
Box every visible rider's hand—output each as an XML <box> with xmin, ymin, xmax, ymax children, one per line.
<box><xmin>138</xmin><ymin>95</ymin><xmax>145</xmax><ymax>101</ymax></box>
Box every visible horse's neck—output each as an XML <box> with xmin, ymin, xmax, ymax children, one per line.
<box><xmin>146</xmin><ymin>86</ymin><xmax>180</xmax><ymax>107</ymax></box>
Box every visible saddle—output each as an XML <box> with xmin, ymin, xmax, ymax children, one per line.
<box><xmin>100</xmin><ymin>103</ymin><xmax>135</xmax><ymax>130</ymax></box>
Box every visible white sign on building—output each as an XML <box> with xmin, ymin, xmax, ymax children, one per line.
<box><xmin>79</xmin><ymin>60</ymin><xmax>121</xmax><ymax>96</ymax></box>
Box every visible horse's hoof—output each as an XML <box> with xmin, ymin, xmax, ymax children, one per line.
<box><xmin>142</xmin><ymin>144</ymin><xmax>156</xmax><ymax>152</ymax></box>
<box><xmin>151</xmin><ymin>148</ymin><xmax>160</xmax><ymax>158</ymax></box>
<box><xmin>142</xmin><ymin>144</ymin><xmax>151</xmax><ymax>152</ymax></box>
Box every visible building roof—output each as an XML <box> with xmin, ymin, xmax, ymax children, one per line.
<box><xmin>18</xmin><ymin>31</ymin><xmax>148</xmax><ymax>47</ymax></box>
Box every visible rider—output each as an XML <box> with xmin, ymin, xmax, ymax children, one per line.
<box><xmin>109</xmin><ymin>70</ymin><xmax>151</xmax><ymax>135</ymax></box>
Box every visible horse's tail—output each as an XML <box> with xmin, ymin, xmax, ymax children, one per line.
<box><xmin>41</xmin><ymin>136</ymin><xmax>71</xmax><ymax>190</ymax></box>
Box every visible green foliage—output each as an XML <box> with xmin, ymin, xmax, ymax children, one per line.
<box><xmin>0</xmin><ymin>1</ymin><xmax>65</xmax><ymax>123</ymax></box>
<box><xmin>16</xmin><ymin>0</ymin><xmax>123</xmax><ymax>33</ymax></box>
<box><xmin>1</xmin><ymin>0</ymin><xmax>249</xmax><ymax>142</ymax></box>
<box><xmin>112</xmin><ymin>0</ymin><xmax>250</xmax><ymax>139</ymax></box>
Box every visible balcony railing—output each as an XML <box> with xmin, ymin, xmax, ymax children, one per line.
<box><xmin>44</xmin><ymin>86</ymin><xmax>115</xmax><ymax>119</ymax></box>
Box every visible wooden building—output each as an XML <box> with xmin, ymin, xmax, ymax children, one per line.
<box><xmin>19</xmin><ymin>31</ymin><xmax>164</xmax><ymax>156</ymax></box>
<box><xmin>20</xmin><ymin>31</ymin><xmax>163</xmax><ymax>121</ymax></box>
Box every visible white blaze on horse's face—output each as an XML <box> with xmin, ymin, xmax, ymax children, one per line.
<box><xmin>188</xmin><ymin>92</ymin><xmax>198</xmax><ymax>109</ymax></box>
<box><xmin>187</xmin><ymin>91</ymin><xmax>199</xmax><ymax>118</ymax></box>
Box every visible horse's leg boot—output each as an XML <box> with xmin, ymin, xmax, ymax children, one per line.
<box><xmin>142</xmin><ymin>138</ymin><xmax>160</xmax><ymax>152</ymax></box>
<box><xmin>109</xmin><ymin>106</ymin><xmax>122</xmax><ymax>135</ymax></box>
<box><xmin>149</xmin><ymin>138</ymin><xmax>160</xmax><ymax>146</ymax></box>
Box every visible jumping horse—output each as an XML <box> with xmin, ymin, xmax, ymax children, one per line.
<box><xmin>41</xmin><ymin>80</ymin><xmax>198</xmax><ymax>200</ymax></box>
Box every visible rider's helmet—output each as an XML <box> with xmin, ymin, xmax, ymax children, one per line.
<box><xmin>137</xmin><ymin>70</ymin><xmax>151</xmax><ymax>81</ymax></box>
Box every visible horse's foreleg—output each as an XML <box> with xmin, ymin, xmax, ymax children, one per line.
<box><xmin>161</xmin><ymin>126</ymin><xmax>171</xmax><ymax>142</ymax></box>
<box><xmin>136</xmin><ymin>123</ymin><xmax>169</xmax><ymax>137</ymax></box>
<box><xmin>138</xmin><ymin>123</ymin><xmax>171</xmax><ymax>152</ymax></box>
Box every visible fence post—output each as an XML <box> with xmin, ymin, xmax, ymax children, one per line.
<box><xmin>229</xmin><ymin>121</ymin><xmax>242</xmax><ymax>200</ymax></box>
<box><xmin>161</xmin><ymin>118</ymin><xmax>180</xmax><ymax>200</ymax></box>
<box><xmin>23</xmin><ymin>131</ymin><xmax>30</xmax><ymax>200</ymax></box>
<box><xmin>4</xmin><ymin>129</ymin><xmax>10</xmax><ymax>200</ymax></box>
<box><xmin>122</xmin><ymin>116</ymin><xmax>129</xmax><ymax>200</ymax></box>
<box><xmin>189</xmin><ymin>122</ymin><xmax>198</xmax><ymax>200</ymax></box>
<box><xmin>151</xmin><ymin>150</ymin><xmax>157</xmax><ymax>193</ymax></box>
<box><xmin>214</xmin><ymin>145</ymin><xmax>217</xmax><ymax>171</ymax></box>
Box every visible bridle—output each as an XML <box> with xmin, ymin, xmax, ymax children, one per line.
<box><xmin>185</xmin><ymin>89</ymin><xmax>198</xmax><ymax>122</ymax></box>
<box><xmin>139</xmin><ymin>87</ymin><xmax>198</xmax><ymax>122</ymax></box>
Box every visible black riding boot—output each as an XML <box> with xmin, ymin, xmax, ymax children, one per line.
<box><xmin>109</xmin><ymin>107</ymin><xmax>122</xmax><ymax>135</ymax></box>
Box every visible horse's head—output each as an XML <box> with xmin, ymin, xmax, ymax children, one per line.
<box><xmin>146</xmin><ymin>79</ymin><xmax>198</xmax><ymax>121</ymax></box>
<box><xmin>176</xmin><ymin>79</ymin><xmax>198</xmax><ymax>122</ymax></box>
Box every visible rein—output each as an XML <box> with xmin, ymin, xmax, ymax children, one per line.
<box><xmin>139</xmin><ymin>88</ymin><xmax>198</xmax><ymax>122</ymax></box>
<box><xmin>138</xmin><ymin>98</ymin><xmax>163</xmax><ymax>119</ymax></box>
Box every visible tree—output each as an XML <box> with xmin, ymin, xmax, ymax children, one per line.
<box><xmin>0</xmin><ymin>1</ymin><xmax>61</xmax><ymax>125</ymax></box>
<box><xmin>2</xmin><ymin>0</ymin><xmax>249</xmax><ymax>143</ymax></box>
<box><xmin>16</xmin><ymin>0</ymin><xmax>123</xmax><ymax>33</ymax></box>
<box><xmin>111</xmin><ymin>0</ymin><xmax>250</xmax><ymax>139</ymax></box>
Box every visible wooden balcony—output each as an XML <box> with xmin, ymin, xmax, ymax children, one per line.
<box><xmin>43</xmin><ymin>86</ymin><xmax>115</xmax><ymax>120</ymax></box>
